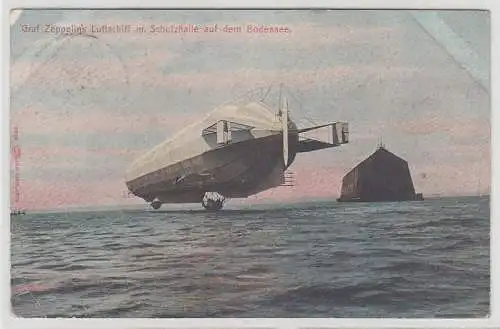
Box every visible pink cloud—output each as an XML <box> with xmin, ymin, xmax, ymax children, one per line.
<box><xmin>20</xmin><ymin>146</ymin><xmax>144</xmax><ymax>162</ymax></box>
<box><xmin>11</xmin><ymin>107</ymin><xmax>194</xmax><ymax>135</ymax></box>
<box><xmin>395</xmin><ymin>115</ymin><xmax>490</xmax><ymax>138</ymax></box>
<box><xmin>12</xmin><ymin>178</ymin><xmax>132</xmax><ymax>210</ymax></box>
<box><xmin>11</xmin><ymin>49</ymin><xmax>179</xmax><ymax>88</ymax></box>
<box><xmin>247</xmin><ymin>166</ymin><xmax>345</xmax><ymax>203</ymax></box>
<box><xmin>13</xmin><ymin>165</ymin><xmax>347</xmax><ymax>210</ymax></box>
<box><xmin>10</xmin><ymin>21</ymin><xmax>409</xmax><ymax>93</ymax></box>
<box><xmin>412</xmin><ymin>161</ymin><xmax>490</xmax><ymax>196</ymax></box>
<box><xmin>12</xmin><ymin>57</ymin><xmax>356</xmax><ymax>90</ymax></box>
<box><xmin>13</xmin><ymin>58</ymin><xmax>421</xmax><ymax>92</ymax></box>
<box><xmin>12</xmin><ymin>157</ymin><xmax>490</xmax><ymax>211</ymax></box>
<box><xmin>10</xmin><ymin>19</ymin><xmax>424</xmax><ymax>94</ymax></box>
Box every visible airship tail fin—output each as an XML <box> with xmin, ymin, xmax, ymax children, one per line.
<box><xmin>296</xmin><ymin>122</ymin><xmax>349</xmax><ymax>153</ymax></box>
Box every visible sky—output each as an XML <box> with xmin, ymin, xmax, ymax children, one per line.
<box><xmin>9</xmin><ymin>9</ymin><xmax>490</xmax><ymax>210</ymax></box>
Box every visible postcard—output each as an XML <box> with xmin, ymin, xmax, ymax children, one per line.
<box><xmin>9</xmin><ymin>9</ymin><xmax>490</xmax><ymax>319</ymax></box>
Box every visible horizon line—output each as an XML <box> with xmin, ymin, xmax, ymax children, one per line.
<box><xmin>9</xmin><ymin>194</ymin><xmax>490</xmax><ymax>214</ymax></box>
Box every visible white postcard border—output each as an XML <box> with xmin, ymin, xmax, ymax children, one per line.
<box><xmin>1</xmin><ymin>0</ymin><xmax>498</xmax><ymax>328</ymax></box>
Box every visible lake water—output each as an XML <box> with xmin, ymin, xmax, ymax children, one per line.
<box><xmin>10</xmin><ymin>196</ymin><xmax>490</xmax><ymax>317</ymax></box>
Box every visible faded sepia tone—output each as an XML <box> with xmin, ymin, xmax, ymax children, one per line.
<box><xmin>10</xmin><ymin>9</ymin><xmax>489</xmax><ymax>318</ymax></box>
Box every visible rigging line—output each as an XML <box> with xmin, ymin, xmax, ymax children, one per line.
<box><xmin>221</xmin><ymin>84</ymin><xmax>272</xmax><ymax>108</ymax></box>
<box><xmin>285</xmin><ymin>86</ymin><xmax>317</xmax><ymax>127</ymax></box>
<box><xmin>260</xmin><ymin>83</ymin><xmax>273</xmax><ymax>102</ymax></box>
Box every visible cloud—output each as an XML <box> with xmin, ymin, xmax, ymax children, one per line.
<box><xmin>12</xmin><ymin>58</ymin><xmax>352</xmax><ymax>90</ymax></box>
<box><xmin>15</xmin><ymin>158</ymin><xmax>489</xmax><ymax>211</ymax></box>
<box><xmin>394</xmin><ymin>114</ymin><xmax>490</xmax><ymax>139</ymax></box>
<box><xmin>11</xmin><ymin>107</ymin><xmax>195</xmax><ymax>135</ymax></box>
<box><xmin>248</xmin><ymin>165</ymin><xmax>346</xmax><ymax>202</ymax></box>
<box><xmin>18</xmin><ymin>146</ymin><xmax>145</xmax><ymax>178</ymax></box>
<box><xmin>412</xmin><ymin>161</ymin><xmax>490</xmax><ymax>196</ymax></box>
<box><xmin>22</xmin><ymin>145</ymin><xmax>143</xmax><ymax>160</ymax></box>
<box><xmin>13</xmin><ymin>57</ymin><xmax>421</xmax><ymax>92</ymax></box>
<box><xmin>13</xmin><ymin>178</ymin><xmax>130</xmax><ymax>210</ymax></box>
<box><xmin>10</xmin><ymin>20</ymin><xmax>404</xmax><ymax>92</ymax></box>
<box><xmin>13</xmin><ymin>164</ymin><xmax>346</xmax><ymax>210</ymax></box>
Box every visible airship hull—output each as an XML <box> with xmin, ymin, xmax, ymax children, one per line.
<box><xmin>126</xmin><ymin>132</ymin><xmax>299</xmax><ymax>203</ymax></box>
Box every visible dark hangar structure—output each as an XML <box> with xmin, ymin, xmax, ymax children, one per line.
<box><xmin>337</xmin><ymin>145</ymin><xmax>423</xmax><ymax>202</ymax></box>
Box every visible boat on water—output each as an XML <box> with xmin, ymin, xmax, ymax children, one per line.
<box><xmin>10</xmin><ymin>209</ymin><xmax>26</xmax><ymax>216</ymax></box>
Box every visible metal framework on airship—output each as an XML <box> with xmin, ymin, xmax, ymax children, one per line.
<box><xmin>125</xmin><ymin>87</ymin><xmax>349</xmax><ymax>211</ymax></box>
<box><xmin>201</xmin><ymin>120</ymin><xmax>255</xmax><ymax>145</ymax></box>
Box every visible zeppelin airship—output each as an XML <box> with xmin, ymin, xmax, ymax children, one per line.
<box><xmin>125</xmin><ymin>89</ymin><xmax>349</xmax><ymax>210</ymax></box>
